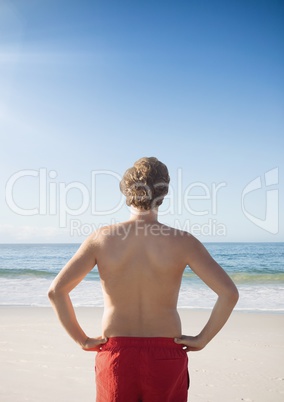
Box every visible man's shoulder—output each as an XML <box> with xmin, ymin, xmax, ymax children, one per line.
<box><xmin>160</xmin><ymin>226</ymin><xmax>201</xmax><ymax>252</ymax></box>
<box><xmin>160</xmin><ymin>224</ymin><xmax>192</xmax><ymax>239</ymax></box>
<box><xmin>88</xmin><ymin>222</ymin><xmax>129</xmax><ymax>243</ymax></box>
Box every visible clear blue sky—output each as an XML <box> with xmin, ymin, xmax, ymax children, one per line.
<box><xmin>0</xmin><ymin>0</ymin><xmax>283</xmax><ymax>242</ymax></box>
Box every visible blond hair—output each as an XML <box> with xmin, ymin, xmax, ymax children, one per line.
<box><xmin>120</xmin><ymin>157</ymin><xmax>170</xmax><ymax>210</ymax></box>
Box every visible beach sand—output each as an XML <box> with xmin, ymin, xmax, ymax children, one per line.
<box><xmin>0</xmin><ymin>307</ymin><xmax>283</xmax><ymax>402</ymax></box>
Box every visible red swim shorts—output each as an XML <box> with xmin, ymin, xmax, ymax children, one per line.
<box><xmin>95</xmin><ymin>337</ymin><xmax>189</xmax><ymax>402</ymax></box>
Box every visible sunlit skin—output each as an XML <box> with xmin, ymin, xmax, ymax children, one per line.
<box><xmin>48</xmin><ymin>206</ymin><xmax>239</xmax><ymax>353</ymax></box>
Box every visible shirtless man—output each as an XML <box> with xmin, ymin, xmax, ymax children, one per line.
<box><xmin>48</xmin><ymin>157</ymin><xmax>239</xmax><ymax>402</ymax></box>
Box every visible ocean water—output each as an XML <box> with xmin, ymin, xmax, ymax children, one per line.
<box><xmin>0</xmin><ymin>243</ymin><xmax>283</xmax><ymax>312</ymax></box>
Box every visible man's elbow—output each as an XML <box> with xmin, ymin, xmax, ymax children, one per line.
<box><xmin>220</xmin><ymin>283</ymin><xmax>239</xmax><ymax>306</ymax></box>
<box><xmin>47</xmin><ymin>285</ymin><xmax>56</xmax><ymax>301</ymax></box>
<box><xmin>228</xmin><ymin>285</ymin><xmax>239</xmax><ymax>306</ymax></box>
<box><xmin>47</xmin><ymin>283</ymin><xmax>62</xmax><ymax>301</ymax></box>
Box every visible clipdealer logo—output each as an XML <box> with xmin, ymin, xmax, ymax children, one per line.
<box><xmin>5</xmin><ymin>167</ymin><xmax>280</xmax><ymax>236</ymax></box>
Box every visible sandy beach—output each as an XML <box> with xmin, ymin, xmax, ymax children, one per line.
<box><xmin>0</xmin><ymin>307</ymin><xmax>283</xmax><ymax>402</ymax></box>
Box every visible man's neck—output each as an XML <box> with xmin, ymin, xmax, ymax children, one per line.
<box><xmin>129</xmin><ymin>207</ymin><xmax>159</xmax><ymax>223</ymax></box>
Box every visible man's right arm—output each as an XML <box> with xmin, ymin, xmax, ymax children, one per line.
<box><xmin>175</xmin><ymin>235</ymin><xmax>239</xmax><ymax>351</ymax></box>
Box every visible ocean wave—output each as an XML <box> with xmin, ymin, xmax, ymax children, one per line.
<box><xmin>0</xmin><ymin>267</ymin><xmax>99</xmax><ymax>280</ymax></box>
<box><xmin>1</xmin><ymin>267</ymin><xmax>283</xmax><ymax>284</ymax></box>
<box><xmin>182</xmin><ymin>270</ymin><xmax>284</xmax><ymax>284</ymax></box>
<box><xmin>0</xmin><ymin>268</ymin><xmax>56</xmax><ymax>279</ymax></box>
<box><xmin>229</xmin><ymin>273</ymin><xmax>284</xmax><ymax>284</ymax></box>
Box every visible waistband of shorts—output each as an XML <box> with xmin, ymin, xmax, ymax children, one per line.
<box><xmin>103</xmin><ymin>337</ymin><xmax>181</xmax><ymax>348</ymax></box>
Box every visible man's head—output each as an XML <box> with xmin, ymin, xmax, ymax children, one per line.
<box><xmin>120</xmin><ymin>157</ymin><xmax>170</xmax><ymax>210</ymax></box>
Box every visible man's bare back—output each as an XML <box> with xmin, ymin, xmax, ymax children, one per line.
<box><xmin>94</xmin><ymin>219</ymin><xmax>189</xmax><ymax>338</ymax></box>
<box><xmin>48</xmin><ymin>207</ymin><xmax>238</xmax><ymax>352</ymax></box>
